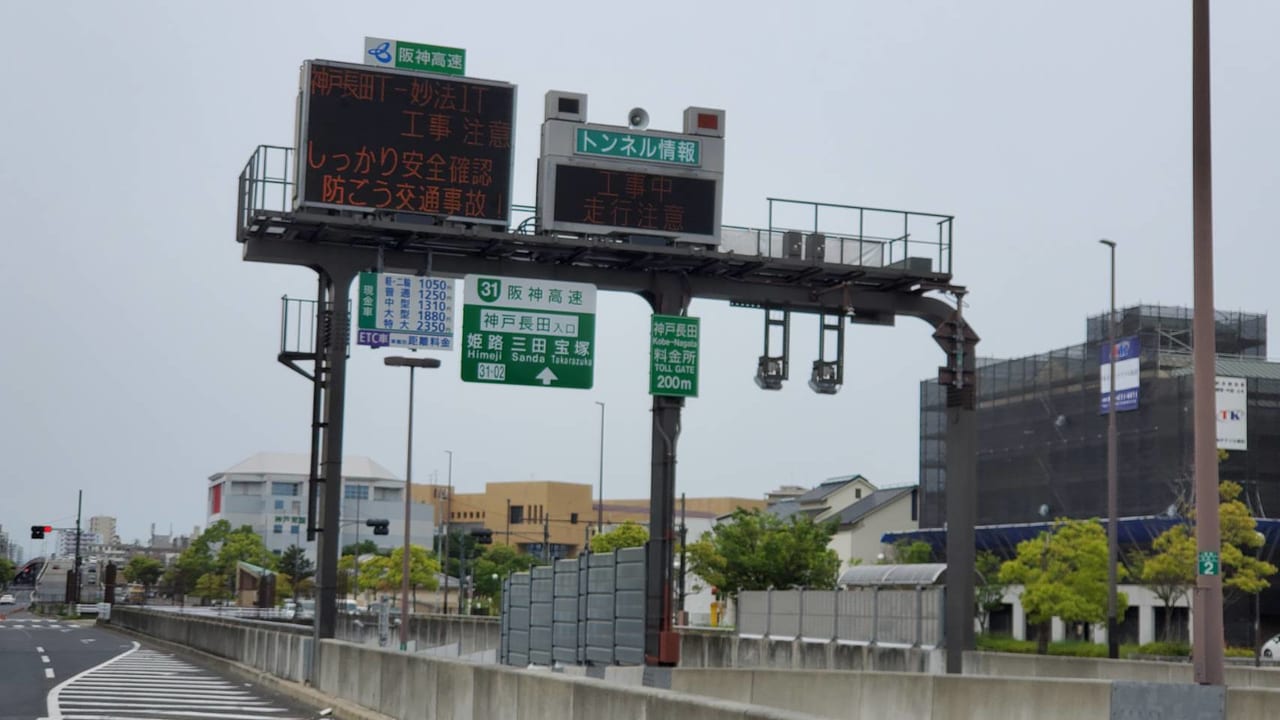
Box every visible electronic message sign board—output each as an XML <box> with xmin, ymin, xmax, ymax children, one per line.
<box><xmin>296</xmin><ymin>60</ymin><xmax>515</xmax><ymax>225</ymax></box>
<box><xmin>551</xmin><ymin>164</ymin><xmax>717</xmax><ymax>236</ymax></box>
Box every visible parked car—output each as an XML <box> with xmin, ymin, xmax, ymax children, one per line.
<box><xmin>1262</xmin><ymin>634</ymin><xmax>1280</xmax><ymax>659</ymax></box>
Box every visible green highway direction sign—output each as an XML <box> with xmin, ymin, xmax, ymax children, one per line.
<box><xmin>1198</xmin><ymin>550</ymin><xmax>1220</xmax><ymax>576</ymax></box>
<box><xmin>364</xmin><ymin>37</ymin><xmax>466</xmax><ymax>76</ymax></box>
<box><xmin>460</xmin><ymin>275</ymin><xmax>596</xmax><ymax>389</ymax></box>
<box><xmin>575</xmin><ymin>127</ymin><xmax>701</xmax><ymax>166</ymax></box>
<box><xmin>650</xmin><ymin>314</ymin><xmax>699</xmax><ymax>397</ymax></box>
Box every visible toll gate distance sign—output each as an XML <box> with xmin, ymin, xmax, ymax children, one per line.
<box><xmin>460</xmin><ymin>275</ymin><xmax>596</xmax><ymax>389</ymax></box>
<box><xmin>650</xmin><ymin>314</ymin><xmax>699</xmax><ymax>397</ymax></box>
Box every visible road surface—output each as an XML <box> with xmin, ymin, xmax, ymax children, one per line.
<box><xmin>0</xmin><ymin>607</ymin><xmax>319</xmax><ymax>720</ymax></box>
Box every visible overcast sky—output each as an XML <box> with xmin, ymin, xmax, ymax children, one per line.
<box><xmin>3</xmin><ymin>2</ymin><xmax>1278</xmax><ymax>555</ymax></box>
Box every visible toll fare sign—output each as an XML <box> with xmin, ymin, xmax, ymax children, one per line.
<box><xmin>357</xmin><ymin>271</ymin><xmax>455</xmax><ymax>350</ymax></box>
<box><xmin>460</xmin><ymin>275</ymin><xmax>596</xmax><ymax>389</ymax></box>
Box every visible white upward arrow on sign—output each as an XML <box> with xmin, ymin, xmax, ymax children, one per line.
<box><xmin>536</xmin><ymin>368</ymin><xmax>558</xmax><ymax>385</ymax></box>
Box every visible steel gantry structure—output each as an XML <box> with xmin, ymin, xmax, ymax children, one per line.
<box><xmin>236</xmin><ymin>144</ymin><xmax>980</xmax><ymax>672</ymax></box>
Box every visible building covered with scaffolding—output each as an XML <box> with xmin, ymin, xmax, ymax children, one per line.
<box><xmin>912</xmin><ymin>305</ymin><xmax>1279</xmax><ymax>647</ymax></box>
<box><xmin>919</xmin><ymin>305</ymin><xmax>1275</xmax><ymax>529</ymax></box>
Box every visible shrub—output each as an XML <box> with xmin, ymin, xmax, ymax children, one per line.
<box><xmin>1225</xmin><ymin>647</ymin><xmax>1255</xmax><ymax>658</ymax></box>
<box><xmin>1048</xmin><ymin>640</ymin><xmax>1107</xmax><ymax>657</ymax></box>
<box><xmin>976</xmin><ymin>634</ymin><xmax>1035</xmax><ymax>654</ymax></box>
<box><xmin>1136</xmin><ymin>641</ymin><xmax>1191</xmax><ymax>657</ymax></box>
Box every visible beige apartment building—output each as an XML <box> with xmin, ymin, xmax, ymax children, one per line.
<box><xmin>412</xmin><ymin>480</ymin><xmax>765</xmax><ymax>559</ymax></box>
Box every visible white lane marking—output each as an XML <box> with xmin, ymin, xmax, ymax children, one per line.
<box><xmin>37</xmin><ymin>646</ymin><xmax>45</xmax><ymax>652</ymax></box>
<box><xmin>41</xmin><ymin>655</ymin><xmax>50</xmax><ymax>663</ymax></box>
<box><xmin>45</xmin><ymin>640</ymin><xmax>140</xmax><ymax>720</ymax></box>
<box><xmin>45</xmin><ymin>668</ymin><xmax>54</xmax><ymax>678</ymax></box>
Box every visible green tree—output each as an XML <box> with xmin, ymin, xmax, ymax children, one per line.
<box><xmin>191</xmin><ymin>572</ymin><xmax>231</xmax><ymax>602</ymax></box>
<box><xmin>353</xmin><ymin>545</ymin><xmax>439</xmax><ymax>594</ymax></box>
<box><xmin>472</xmin><ymin>545</ymin><xmax>540</xmax><ymax>606</ymax></box>
<box><xmin>975</xmin><ymin>550</ymin><xmax>1009</xmax><ymax>634</ymax></box>
<box><xmin>999</xmin><ymin>518</ymin><xmax>1127</xmax><ymax>654</ymax></box>
<box><xmin>215</xmin><ymin>527</ymin><xmax>276</xmax><ymax>576</ymax></box>
<box><xmin>1136</xmin><ymin>525</ymin><xmax>1195</xmax><ymax>641</ymax></box>
<box><xmin>277</xmin><ymin>545</ymin><xmax>315</xmax><ymax>600</ymax></box>
<box><xmin>1216</xmin><ymin>481</ymin><xmax>1277</xmax><ymax>602</ymax></box>
<box><xmin>1137</xmin><ymin>481</ymin><xmax>1276</xmax><ymax>637</ymax></box>
<box><xmin>0</xmin><ymin>558</ymin><xmax>15</xmax><ymax>587</ymax></box>
<box><xmin>590</xmin><ymin>522</ymin><xmax>649</xmax><ymax>553</ymax></box>
<box><xmin>342</xmin><ymin>539</ymin><xmax>382</xmax><ymax>557</ymax></box>
<box><xmin>121</xmin><ymin>556</ymin><xmax>164</xmax><ymax>604</ymax></box>
<box><xmin>686</xmin><ymin>509</ymin><xmax>840</xmax><ymax>599</ymax></box>
<box><xmin>893</xmin><ymin>539</ymin><xmax>934</xmax><ymax>564</ymax></box>
<box><xmin>165</xmin><ymin>521</ymin><xmax>275</xmax><ymax>603</ymax></box>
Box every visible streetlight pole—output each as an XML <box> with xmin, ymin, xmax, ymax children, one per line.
<box><xmin>385</xmin><ymin>355</ymin><xmax>441</xmax><ymax>651</ymax></box>
<box><xmin>353</xmin><ymin>492</ymin><xmax>361</xmax><ymax>603</ymax></box>
<box><xmin>595</xmin><ymin>401</ymin><xmax>605</xmax><ymax>533</ymax></box>
<box><xmin>1100</xmin><ymin>238</ymin><xmax>1119</xmax><ymax>660</ymax></box>
<box><xmin>443</xmin><ymin>449</ymin><xmax>453</xmax><ymax>614</ymax></box>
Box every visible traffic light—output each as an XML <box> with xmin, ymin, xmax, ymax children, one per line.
<box><xmin>366</xmin><ymin>518</ymin><xmax>390</xmax><ymax>536</ymax></box>
<box><xmin>470</xmin><ymin>528</ymin><xmax>493</xmax><ymax>545</ymax></box>
<box><xmin>30</xmin><ymin>525</ymin><xmax>51</xmax><ymax>539</ymax></box>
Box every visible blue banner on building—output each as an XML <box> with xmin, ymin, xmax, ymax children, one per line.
<box><xmin>1099</xmin><ymin>336</ymin><xmax>1140</xmax><ymax>413</ymax></box>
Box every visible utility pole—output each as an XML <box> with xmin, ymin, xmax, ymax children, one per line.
<box><xmin>595</xmin><ymin>401</ymin><xmax>605</xmax><ymax>532</ymax></box>
<box><xmin>678</xmin><ymin>493</ymin><xmax>687</xmax><ymax>620</ymax></box>
<box><xmin>543</xmin><ymin>515</ymin><xmax>550</xmax><ymax>564</ymax></box>
<box><xmin>73</xmin><ymin>490</ymin><xmax>83</xmax><ymax>604</ymax></box>
<box><xmin>1191</xmin><ymin>0</ymin><xmax>1224</xmax><ymax>685</ymax></box>
<box><xmin>352</xmin><ymin>492</ymin><xmax>361</xmax><ymax>603</ymax></box>
<box><xmin>443</xmin><ymin>450</ymin><xmax>452</xmax><ymax>614</ymax></box>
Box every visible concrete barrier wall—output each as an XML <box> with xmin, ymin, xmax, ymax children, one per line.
<box><xmin>335</xmin><ymin>611</ymin><xmax>500</xmax><ymax>653</ymax></box>
<box><xmin>963</xmin><ymin>651</ymin><xmax>1280</xmax><ymax>689</ymax></box>
<box><xmin>670</xmin><ymin>668</ymin><xmax>1108</xmax><ymax>720</ymax></box>
<box><xmin>680</xmin><ymin>629</ymin><xmax>943</xmax><ymax>673</ymax></box>
<box><xmin>314</xmin><ymin>640</ymin><xmax>824</xmax><ymax>720</ymax></box>
<box><xmin>669</xmin><ymin>667</ymin><xmax>1280</xmax><ymax>720</ymax></box>
<box><xmin>107</xmin><ymin>607</ymin><xmax>311</xmax><ymax>682</ymax></box>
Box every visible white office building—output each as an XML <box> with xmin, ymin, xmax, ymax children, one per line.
<box><xmin>207</xmin><ymin>452</ymin><xmax>434</xmax><ymax>558</ymax></box>
<box><xmin>56</xmin><ymin>530</ymin><xmax>102</xmax><ymax>557</ymax></box>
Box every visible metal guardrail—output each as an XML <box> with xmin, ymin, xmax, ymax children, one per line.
<box><xmin>236</xmin><ymin>144</ymin><xmax>954</xmax><ymax>276</ymax></box>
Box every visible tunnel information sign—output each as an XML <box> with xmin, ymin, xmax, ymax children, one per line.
<box><xmin>460</xmin><ymin>275</ymin><xmax>596</xmax><ymax>389</ymax></box>
<box><xmin>297</xmin><ymin>60</ymin><xmax>514</xmax><ymax>224</ymax></box>
<box><xmin>650</xmin><ymin>315</ymin><xmax>699</xmax><ymax>398</ymax></box>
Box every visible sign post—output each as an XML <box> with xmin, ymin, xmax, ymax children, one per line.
<box><xmin>460</xmin><ymin>275</ymin><xmax>596</xmax><ymax>389</ymax></box>
<box><xmin>650</xmin><ymin>315</ymin><xmax>699</xmax><ymax>397</ymax></box>
<box><xmin>357</xmin><ymin>271</ymin><xmax>455</xmax><ymax>350</ymax></box>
